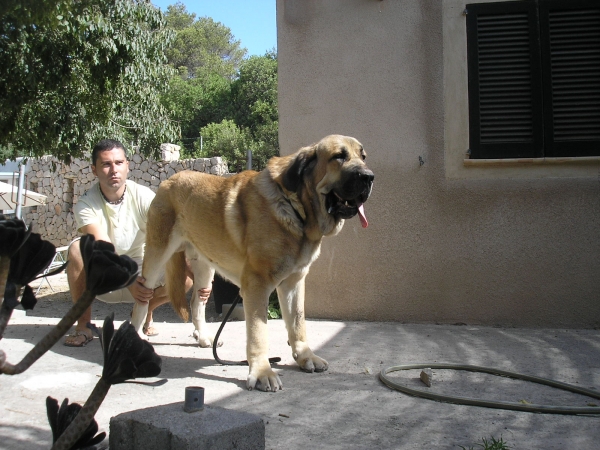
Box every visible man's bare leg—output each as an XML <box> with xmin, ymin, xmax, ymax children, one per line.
<box><xmin>141</xmin><ymin>286</ymin><xmax>172</xmax><ymax>335</ymax></box>
<box><xmin>64</xmin><ymin>240</ymin><xmax>94</xmax><ymax>346</ymax></box>
<box><xmin>139</xmin><ymin>273</ymin><xmax>211</xmax><ymax>336</ymax></box>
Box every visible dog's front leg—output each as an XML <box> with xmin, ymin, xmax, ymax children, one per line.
<box><xmin>130</xmin><ymin>269</ymin><xmax>162</xmax><ymax>333</ymax></box>
<box><xmin>130</xmin><ymin>302</ymin><xmax>149</xmax><ymax>334</ymax></box>
<box><xmin>242</xmin><ymin>273</ymin><xmax>283</xmax><ymax>392</ymax></box>
<box><xmin>132</xmin><ymin>235</ymin><xmax>183</xmax><ymax>333</ymax></box>
<box><xmin>277</xmin><ymin>272</ymin><xmax>328</xmax><ymax>373</ymax></box>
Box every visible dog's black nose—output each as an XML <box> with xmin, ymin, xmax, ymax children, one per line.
<box><xmin>359</xmin><ymin>169</ymin><xmax>374</xmax><ymax>184</ymax></box>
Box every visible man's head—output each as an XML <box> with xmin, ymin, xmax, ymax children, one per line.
<box><xmin>91</xmin><ymin>139</ymin><xmax>126</xmax><ymax>167</ymax></box>
<box><xmin>91</xmin><ymin>139</ymin><xmax>129</xmax><ymax>194</ymax></box>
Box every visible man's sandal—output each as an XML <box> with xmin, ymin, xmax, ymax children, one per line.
<box><xmin>64</xmin><ymin>330</ymin><xmax>93</xmax><ymax>347</ymax></box>
<box><xmin>143</xmin><ymin>321</ymin><xmax>159</xmax><ymax>337</ymax></box>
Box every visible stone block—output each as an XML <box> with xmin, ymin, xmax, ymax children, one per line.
<box><xmin>109</xmin><ymin>402</ymin><xmax>264</xmax><ymax>450</ymax></box>
<box><xmin>420</xmin><ymin>368</ymin><xmax>433</xmax><ymax>387</ymax></box>
<box><xmin>210</xmin><ymin>165</ymin><xmax>224</xmax><ymax>175</ymax></box>
<box><xmin>193</xmin><ymin>160</ymin><xmax>206</xmax><ymax>172</ymax></box>
<box><xmin>161</xmin><ymin>143</ymin><xmax>181</xmax><ymax>162</ymax></box>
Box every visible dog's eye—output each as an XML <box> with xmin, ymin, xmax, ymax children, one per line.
<box><xmin>332</xmin><ymin>148</ymin><xmax>349</xmax><ymax>163</ymax></box>
<box><xmin>361</xmin><ymin>153</ymin><xmax>366</xmax><ymax>161</ymax></box>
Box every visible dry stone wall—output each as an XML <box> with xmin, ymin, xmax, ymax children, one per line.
<box><xmin>23</xmin><ymin>152</ymin><xmax>228</xmax><ymax>246</ymax></box>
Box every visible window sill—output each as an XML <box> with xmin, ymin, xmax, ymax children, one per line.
<box><xmin>464</xmin><ymin>156</ymin><xmax>600</xmax><ymax>167</ymax></box>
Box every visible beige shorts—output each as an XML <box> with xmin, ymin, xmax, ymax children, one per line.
<box><xmin>68</xmin><ymin>237</ymin><xmax>148</xmax><ymax>304</ymax></box>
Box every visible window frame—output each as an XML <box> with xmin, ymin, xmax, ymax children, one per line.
<box><xmin>539</xmin><ymin>0</ymin><xmax>600</xmax><ymax>157</ymax></box>
<box><xmin>443</xmin><ymin>0</ymin><xmax>600</xmax><ymax>180</ymax></box>
<box><xmin>466</xmin><ymin>0</ymin><xmax>600</xmax><ymax>160</ymax></box>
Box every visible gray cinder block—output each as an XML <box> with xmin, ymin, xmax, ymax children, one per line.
<box><xmin>109</xmin><ymin>403</ymin><xmax>265</xmax><ymax>450</ymax></box>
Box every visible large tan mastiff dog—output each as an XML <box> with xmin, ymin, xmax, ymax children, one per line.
<box><xmin>131</xmin><ymin>135</ymin><xmax>374</xmax><ymax>391</ymax></box>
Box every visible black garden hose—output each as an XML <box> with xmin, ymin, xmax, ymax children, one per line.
<box><xmin>379</xmin><ymin>362</ymin><xmax>600</xmax><ymax>415</ymax></box>
<box><xmin>212</xmin><ymin>295</ymin><xmax>281</xmax><ymax>366</ymax></box>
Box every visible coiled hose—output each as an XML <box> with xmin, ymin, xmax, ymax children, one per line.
<box><xmin>380</xmin><ymin>363</ymin><xmax>600</xmax><ymax>415</ymax></box>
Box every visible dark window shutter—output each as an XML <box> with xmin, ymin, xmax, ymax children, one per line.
<box><xmin>539</xmin><ymin>0</ymin><xmax>600</xmax><ymax>157</ymax></box>
<box><xmin>466</xmin><ymin>1</ymin><xmax>544</xmax><ymax>159</ymax></box>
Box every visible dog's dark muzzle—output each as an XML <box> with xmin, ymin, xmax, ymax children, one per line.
<box><xmin>353</xmin><ymin>169</ymin><xmax>374</xmax><ymax>203</ymax></box>
<box><xmin>326</xmin><ymin>168</ymin><xmax>374</xmax><ymax>220</ymax></box>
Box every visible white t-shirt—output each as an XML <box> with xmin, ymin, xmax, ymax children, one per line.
<box><xmin>74</xmin><ymin>180</ymin><xmax>155</xmax><ymax>262</ymax></box>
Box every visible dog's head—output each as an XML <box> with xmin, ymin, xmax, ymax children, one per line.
<box><xmin>275</xmin><ymin>135</ymin><xmax>374</xmax><ymax>236</ymax></box>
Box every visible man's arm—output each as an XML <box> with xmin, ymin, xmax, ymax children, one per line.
<box><xmin>79</xmin><ymin>223</ymin><xmax>154</xmax><ymax>304</ymax></box>
<box><xmin>79</xmin><ymin>223</ymin><xmax>111</xmax><ymax>243</ymax></box>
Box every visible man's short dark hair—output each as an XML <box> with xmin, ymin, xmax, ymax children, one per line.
<box><xmin>91</xmin><ymin>139</ymin><xmax>126</xmax><ymax>166</ymax></box>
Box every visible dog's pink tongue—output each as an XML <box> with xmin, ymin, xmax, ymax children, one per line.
<box><xmin>358</xmin><ymin>204</ymin><xmax>368</xmax><ymax>228</ymax></box>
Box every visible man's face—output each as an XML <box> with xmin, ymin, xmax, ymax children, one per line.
<box><xmin>92</xmin><ymin>147</ymin><xmax>129</xmax><ymax>191</ymax></box>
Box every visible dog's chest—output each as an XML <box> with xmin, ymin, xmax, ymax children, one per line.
<box><xmin>290</xmin><ymin>241</ymin><xmax>322</xmax><ymax>273</ymax></box>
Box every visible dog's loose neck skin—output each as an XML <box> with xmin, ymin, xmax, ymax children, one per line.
<box><xmin>297</xmin><ymin>183</ymin><xmax>343</xmax><ymax>241</ymax></box>
<box><xmin>281</xmin><ymin>188</ymin><xmax>307</xmax><ymax>223</ymax></box>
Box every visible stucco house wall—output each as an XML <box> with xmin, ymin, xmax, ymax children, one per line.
<box><xmin>276</xmin><ymin>0</ymin><xmax>600</xmax><ymax>327</ymax></box>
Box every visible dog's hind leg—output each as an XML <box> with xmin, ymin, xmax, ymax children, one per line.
<box><xmin>277</xmin><ymin>271</ymin><xmax>328</xmax><ymax>374</ymax></box>
<box><xmin>188</xmin><ymin>255</ymin><xmax>216</xmax><ymax>348</ymax></box>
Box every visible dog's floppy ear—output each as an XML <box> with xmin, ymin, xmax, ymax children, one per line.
<box><xmin>281</xmin><ymin>147</ymin><xmax>317</xmax><ymax>193</ymax></box>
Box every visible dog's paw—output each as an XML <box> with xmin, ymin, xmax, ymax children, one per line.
<box><xmin>193</xmin><ymin>330</ymin><xmax>222</xmax><ymax>348</ymax></box>
<box><xmin>247</xmin><ymin>367</ymin><xmax>283</xmax><ymax>392</ymax></box>
<box><xmin>294</xmin><ymin>350</ymin><xmax>329</xmax><ymax>373</ymax></box>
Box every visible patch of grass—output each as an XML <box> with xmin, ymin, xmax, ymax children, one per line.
<box><xmin>459</xmin><ymin>436</ymin><xmax>511</xmax><ymax>450</ymax></box>
<box><xmin>268</xmin><ymin>291</ymin><xmax>281</xmax><ymax>319</ymax></box>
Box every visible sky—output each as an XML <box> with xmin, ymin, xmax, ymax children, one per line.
<box><xmin>151</xmin><ymin>0</ymin><xmax>277</xmax><ymax>57</ymax></box>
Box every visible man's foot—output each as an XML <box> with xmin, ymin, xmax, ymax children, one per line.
<box><xmin>64</xmin><ymin>329</ymin><xmax>93</xmax><ymax>347</ymax></box>
<box><xmin>143</xmin><ymin>321</ymin><xmax>159</xmax><ymax>337</ymax></box>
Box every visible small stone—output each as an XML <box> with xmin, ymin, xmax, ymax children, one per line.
<box><xmin>420</xmin><ymin>369</ymin><xmax>432</xmax><ymax>387</ymax></box>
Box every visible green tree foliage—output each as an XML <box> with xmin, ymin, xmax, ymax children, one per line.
<box><xmin>162</xmin><ymin>1</ymin><xmax>195</xmax><ymax>30</ymax></box>
<box><xmin>192</xmin><ymin>54</ymin><xmax>279</xmax><ymax>172</ymax></box>
<box><xmin>160</xmin><ymin>3</ymin><xmax>278</xmax><ymax>172</ymax></box>
<box><xmin>0</xmin><ymin>0</ymin><xmax>178</xmax><ymax>163</ymax></box>
<box><xmin>162</xmin><ymin>70</ymin><xmax>231</xmax><ymax>153</ymax></box>
<box><xmin>164</xmin><ymin>2</ymin><xmax>246</xmax><ymax>80</ymax></box>
<box><xmin>198</xmin><ymin>119</ymin><xmax>250</xmax><ymax>173</ymax></box>
<box><xmin>230</xmin><ymin>53</ymin><xmax>279</xmax><ymax>170</ymax></box>
<box><xmin>231</xmin><ymin>53</ymin><xmax>278</xmax><ymax>132</ymax></box>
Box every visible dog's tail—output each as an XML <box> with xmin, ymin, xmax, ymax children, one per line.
<box><xmin>166</xmin><ymin>250</ymin><xmax>190</xmax><ymax>322</ymax></box>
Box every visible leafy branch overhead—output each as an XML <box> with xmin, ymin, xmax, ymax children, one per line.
<box><xmin>0</xmin><ymin>0</ymin><xmax>178</xmax><ymax>162</ymax></box>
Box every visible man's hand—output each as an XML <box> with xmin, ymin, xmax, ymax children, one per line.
<box><xmin>198</xmin><ymin>287</ymin><xmax>212</xmax><ymax>304</ymax></box>
<box><xmin>129</xmin><ymin>276</ymin><xmax>155</xmax><ymax>304</ymax></box>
